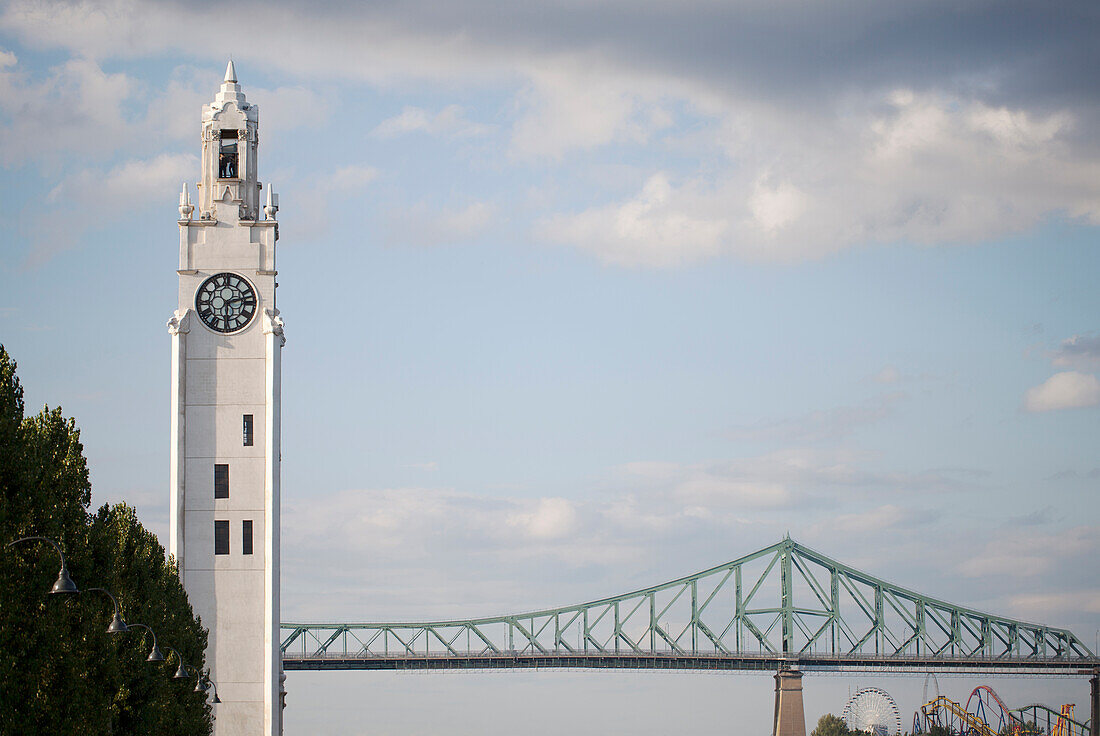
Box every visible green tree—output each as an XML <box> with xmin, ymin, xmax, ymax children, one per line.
<box><xmin>0</xmin><ymin>345</ymin><xmax>212</xmax><ymax>735</ymax></box>
<box><xmin>812</xmin><ymin>713</ymin><xmax>851</xmax><ymax>736</ymax></box>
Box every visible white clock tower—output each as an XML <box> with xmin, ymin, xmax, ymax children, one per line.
<box><xmin>168</xmin><ymin>61</ymin><xmax>283</xmax><ymax>736</ymax></box>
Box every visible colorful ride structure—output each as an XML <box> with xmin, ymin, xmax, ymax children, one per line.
<box><xmin>1012</xmin><ymin>703</ymin><xmax>1090</xmax><ymax>736</ymax></box>
<box><xmin>913</xmin><ymin>686</ymin><xmax>1091</xmax><ymax>736</ymax></box>
<box><xmin>968</xmin><ymin>685</ymin><xmax>1019</xmax><ymax>735</ymax></box>
<box><xmin>843</xmin><ymin>686</ymin><xmax>902</xmax><ymax>735</ymax></box>
<box><xmin>918</xmin><ymin>693</ymin><xmax>1001</xmax><ymax>736</ymax></box>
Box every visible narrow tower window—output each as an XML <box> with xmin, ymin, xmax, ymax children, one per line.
<box><xmin>242</xmin><ymin>520</ymin><xmax>254</xmax><ymax>555</ymax></box>
<box><xmin>243</xmin><ymin>414</ymin><xmax>254</xmax><ymax>446</ymax></box>
<box><xmin>219</xmin><ymin>130</ymin><xmax>239</xmax><ymax>178</ymax></box>
<box><xmin>214</xmin><ymin>463</ymin><xmax>229</xmax><ymax>499</ymax></box>
<box><xmin>214</xmin><ymin>520</ymin><xmax>229</xmax><ymax>555</ymax></box>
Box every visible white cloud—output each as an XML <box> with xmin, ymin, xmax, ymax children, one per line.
<box><xmin>327</xmin><ymin>164</ymin><xmax>380</xmax><ymax>191</ymax></box>
<box><xmin>1024</xmin><ymin>371</ymin><xmax>1100</xmax><ymax>412</ymax></box>
<box><xmin>384</xmin><ymin>201</ymin><xmax>495</xmax><ymax>247</ymax></box>
<box><xmin>540</xmin><ymin>89</ymin><xmax>1100</xmax><ymax>266</ymax></box>
<box><xmin>748</xmin><ymin>179</ymin><xmax>807</xmax><ymax>234</ymax></box>
<box><xmin>139</xmin><ymin>65</ymin><xmax>332</xmax><ymax>143</ymax></box>
<box><xmin>253</xmin><ymin>84</ymin><xmax>333</xmax><ymax>136</ymax></box>
<box><xmin>278</xmin><ymin>163</ymin><xmax>380</xmax><ymax>241</ymax></box>
<box><xmin>0</xmin><ymin>55</ymin><xmax>134</xmax><ymax>164</ymax></box>
<box><xmin>1052</xmin><ymin>333</ymin><xmax>1100</xmax><ymax>368</ymax></box>
<box><xmin>538</xmin><ymin>173</ymin><xmax>727</xmax><ymax>267</ymax></box>
<box><xmin>372</xmin><ymin>104</ymin><xmax>492</xmax><ymax>139</ymax></box>
<box><xmin>48</xmin><ymin>152</ymin><xmax>196</xmax><ymax>205</ymax></box>
<box><xmin>4</xmin><ymin>4</ymin><xmax>1100</xmax><ymax>267</ymax></box>
<box><xmin>813</xmin><ymin>504</ymin><xmax>908</xmax><ymax>535</ymax></box>
<box><xmin>965</xmin><ymin>103</ymin><xmax>1071</xmax><ymax>148</ymax></box>
<box><xmin>25</xmin><ymin>152</ymin><xmax>196</xmax><ymax>264</ymax></box>
<box><xmin>278</xmin><ymin>460</ymin><xmax>1040</xmax><ymax>624</ymax></box>
<box><xmin>1007</xmin><ymin>591</ymin><xmax>1100</xmax><ymax>619</ymax></box>
<box><xmin>507</xmin><ymin>497</ymin><xmax>578</xmax><ymax>540</ymax></box>
<box><xmin>0</xmin><ymin>54</ymin><xmax>329</xmax><ymax>161</ymax></box>
<box><xmin>674</xmin><ymin>476</ymin><xmax>790</xmax><ymax>509</ymax></box>
<box><xmin>959</xmin><ymin>527</ymin><xmax>1097</xmax><ymax>578</ymax></box>
<box><xmin>510</xmin><ymin>66</ymin><xmax>671</xmax><ymax>160</ymax></box>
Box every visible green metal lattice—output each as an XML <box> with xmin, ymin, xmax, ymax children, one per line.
<box><xmin>281</xmin><ymin>537</ymin><xmax>1096</xmax><ymax>671</ymax></box>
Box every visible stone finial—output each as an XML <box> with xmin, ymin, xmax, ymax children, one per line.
<box><xmin>224</xmin><ymin>59</ymin><xmax>237</xmax><ymax>83</ymax></box>
<box><xmin>264</xmin><ymin>185</ymin><xmax>279</xmax><ymax>220</ymax></box>
<box><xmin>179</xmin><ymin>182</ymin><xmax>194</xmax><ymax>220</ymax></box>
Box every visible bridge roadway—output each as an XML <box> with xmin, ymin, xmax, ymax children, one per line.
<box><xmin>282</xmin><ymin>651</ymin><xmax>1097</xmax><ymax>674</ymax></box>
<box><xmin>280</xmin><ymin>538</ymin><xmax>1097</xmax><ymax>676</ymax></box>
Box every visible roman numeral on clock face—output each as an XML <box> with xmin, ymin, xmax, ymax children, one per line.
<box><xmin>195</xmin><ymin>272</ymin><xmax>258</xmax><ymax>333</ymax></box>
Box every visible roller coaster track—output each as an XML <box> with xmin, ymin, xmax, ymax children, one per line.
<box><xmin>1012</xmin><ymin>704</ymin><xmax>1090</xmax><ymax>736</ymax></box>
<box><xmin>968</xmin><ymin>685</ymin><xmax>1022</xmax><ymax>735</ymax></box>
<box><xmin>281</xmin><ymin>537</ymin><xmax>1097</xmax><ymax>671</ymax></box>
<box><xmin>922</xmin><ymin>695</ymin><xmax>999</xmax><ymax>736</ymax></box>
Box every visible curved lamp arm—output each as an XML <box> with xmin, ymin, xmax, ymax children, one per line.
<box><xmin>166</xmin><ymin>647</ymin><xmax>191</xmax><ymax>680</ymax></box>
<box><xmin>84</xmin><ymin>587</ymin><xmax>129</xmax><ymax>633</ymax></box>
<box><xmin>126</xmin><ymin>623</ymin><xmax>165</xmax><ymax>662</ymax></box>
<box><xmin>6</xmin><ymin>536</ymin><xmax>79</xmax><ymax>594</ymax></box>
<box><xmin>192</xmin><ymin>669</ymin><xmax>221</xmax><ymax>703</ymax></box>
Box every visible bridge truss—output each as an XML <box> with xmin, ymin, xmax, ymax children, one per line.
<box><xmin>281</xmin><ymin>538</ymin><xmax>1095</xmax><ymax>672</ymax></box>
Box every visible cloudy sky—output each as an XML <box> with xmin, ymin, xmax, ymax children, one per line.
<box><xmin>1</xmin><ymin>0</ymin><xmax>1098</xmax><ymax>733</ymax></box>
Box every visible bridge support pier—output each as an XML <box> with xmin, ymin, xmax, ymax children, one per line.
<box><xmin>1090</xmin><ymin>671</ymin><xmax>1098</xmax><ymax>736</ymax></box>
<box><xmin>772</xmin><ymin>669</ymin><xmax>806</xmax><ymax>736</ymax></box>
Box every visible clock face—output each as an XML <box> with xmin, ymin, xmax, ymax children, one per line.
<box><xmin>195</xmin><ymin>272</ymin><xmax>257</xmax><ymax>333</ymax></box>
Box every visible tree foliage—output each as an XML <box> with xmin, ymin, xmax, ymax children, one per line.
<box><xmin>812</xmin><ymin>713</ymin><xmax>853</xmax><ymax>736</ymax></box>
<box><xmin>811</xmin><ymin>713</ymin><xmax>879</xmax><ymax>736</ymax></box>
<box><xmin>0</xmin><ymin>345</ymin><xmax>212</xmax><ymax>735</ymax></box>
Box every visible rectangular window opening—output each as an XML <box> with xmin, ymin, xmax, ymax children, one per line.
<box><xmin>214</xmin><ymin>463</ymin><xmax>229</xmax><ymax>499</ymax></box>
<box><xmin>218</xmin><ymin>130</ymin><xmax>239</xmax><ymax>179</ymax></box>
<box><xmin>242</xmin><ymin>520</ymin><xmax>253</xmax><ymax>556</ymax></box>
<box><xmin>214</xmin><ymin>520</ymin><xmax>229</xmax><ymax>555</ymax></box>
<box><xmin>243</xmin><ymin>414</ymin><xmax>254</xmax><ymax>447</ymax></box>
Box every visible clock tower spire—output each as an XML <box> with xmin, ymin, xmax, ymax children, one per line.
<box><xmin>169</xmin><ymin>61</ymin><xmax>283</xmax><ymax>736</ymax></box>
<box><xmin>197</xmin><ymin>59</ymin><xmax>261</xmax><ymax>221</ymax></box>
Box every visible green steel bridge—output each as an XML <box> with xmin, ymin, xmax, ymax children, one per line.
<box><xmin>280</xmin><ymin>537</ymin><xmax>1097</xmax><ymax>674</ymax></box>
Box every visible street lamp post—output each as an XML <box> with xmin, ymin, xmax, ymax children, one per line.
<box><xmin>125</xmin><ymin>623</ymin><xmax>166</xmax><ymax>662</ymax></box>
<box><xmin>84</xmin><ymin>588</ymin><xmax>129</xmax><ymax>634</ymax></box>
<box><xmin>166</xmin><ymin>648</ymin><xmax>191</xmax><ymax>680</ymax></box>
<box><xmin>208</xmin><ymin>680</ymin><xmax>222</xmax><ymax>705</ymax></box>
<box><xmin>193</xmin><ymin>671</ymin><xmax>222</xmax><ymax>704</ymax></box>
<box><xmin>5</xmin><ymin>536</ymin><xmax>79</xmax><ymax>594</ymax></box>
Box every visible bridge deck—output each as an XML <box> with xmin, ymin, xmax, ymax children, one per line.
<box><xmin>282</xmin><ymin>652</ymin><xmax>1097</xmax><ymax>674</ymax></box>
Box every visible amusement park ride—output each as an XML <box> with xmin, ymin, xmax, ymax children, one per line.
<box><xmin>836</xmin><ymin>679</ymin><xmax>1092</xmax><ymax>736</ymax></box>
<box><xmin>914</xmin><ymin>686</ymin><xmax>1089</xmax><ymax>736</ymax></box>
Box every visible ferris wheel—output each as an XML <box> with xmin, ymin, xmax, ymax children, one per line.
<box><xmin>842</xmin><ymin>687</ymin><xmax>902</xmax><ymax>736</ymax></box>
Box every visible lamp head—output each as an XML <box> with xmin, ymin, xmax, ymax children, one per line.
<box><xmin>173</xmin><ymin>662</ymin><xmax>189</xmax><ymax>680</ymax></box>
<box><xmin>194</xmin><ymin>678</ymin><xmax>209</xmax><ymax>693</ymax></box>
<box><xmin>50</xmin><ymin>566</ymin><xmax>79</xmax><ymax>594</ymax></box>
<box><xmin>147</xmin><ymin>643</ymin><xmax>166</xmax><ymax>662</ymax></box>
<box><xmin>107</xmin><ymin>613</ymin><xmax>129</xmax><ymax>634</ymax></box>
